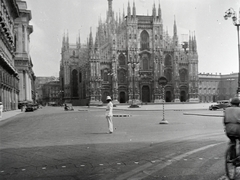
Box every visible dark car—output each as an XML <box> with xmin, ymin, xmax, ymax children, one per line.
<box><xmin>209</xmin><ymin>100</ymin><xmax>231</xmax><ymax>110</ymax></box>
<box><xmin>25</xmin><ymin>104</ymin><xmax>35</xmax><ymax>112</ymax></box>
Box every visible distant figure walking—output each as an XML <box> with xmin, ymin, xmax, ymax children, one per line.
<box><xmin>106</xmin><ymin>96</ymin><xmax>113</xmax><ymax>134</ymax></box>
<box><xmin>0</xmin><ymin>102</ymin><xmax>3</xmax><ymax>118</ymax></box>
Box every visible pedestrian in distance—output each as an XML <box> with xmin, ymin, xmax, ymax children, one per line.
<box><xmin>21</xmin><ymin>104</ymin><xmax>24</xmax><ymax>112</ymax></box>
<box><xmin>106</xmin><ymin>96</ymin><xmax>113</xmax><ymax>134</ymax></box>
<box><xmin>0</xmin><ymin>102</ymin><xmax>3</xmax><ymax>118</ymax></box>
<box><xmin>223</xmin><ymin>97</ymin><xmax>240</xmax><ymax>159</ymax></box>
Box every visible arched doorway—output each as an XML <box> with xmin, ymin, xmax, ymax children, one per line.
<box><xmin>119</xmin><ymin>92</ymin><xmax>126</xmax><ymax>103</ymax></box>
<box><xmin>165</xmin><ymin>91</ymin><xmax>172</xmax><ymax>102</ymax></box>
<box><xmin>142</xmin><ymin>86</ymin><xmax>150</xmax><ymax>102</ymax></box>
<box><xmin>180</xmin><ymin>91</ymin><xmax>186</xmax><ymax>102</ymax></box>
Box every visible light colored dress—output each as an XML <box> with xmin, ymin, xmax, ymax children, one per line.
<box><xmin>106</xmin><ymin>101</ymin><xmax>113</xmax><ymax>133</ymax></box>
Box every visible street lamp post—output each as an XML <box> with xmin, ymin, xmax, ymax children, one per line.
<box><xmin>59</xmin><ymin>90</ymin><xmax>64</xmax><ymax>105</ymax></box>
<box><xmin>224</xmin><ymin>8</ymin><xmax>240</xmax><ymax>95</ymax></box>
<box><xmin>129</xmin><ymin>55</ymin><xmax>139</xmax><ymax>108</ymax></box>
<box><xmin>132</xmin><ymin>63</ymin><xmax>135</xmax><ymax>104</ymax></box>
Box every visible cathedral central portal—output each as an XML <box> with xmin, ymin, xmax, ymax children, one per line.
<box><xmin>142</xmin><ymin>85</ymin><xmax>150</xmax><ymax>103</ymax></box>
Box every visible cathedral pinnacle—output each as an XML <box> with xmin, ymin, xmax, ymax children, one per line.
<box><xmin>152</xmin><ymin>3</ymin><xmax>156</xmax><ymax>18</ymax></box>
<box><xmin>158</xmin><ymin>2</ymin><xmax>162</xmax><ymax>19</ymax></box>
<box><xmin>89</xmin><ymin>27</ymin><xmax>93</xmax><ymax>49</ymax></box>
<box><xmin>133</xmin><ymin>1</ymin><xmax>136</xmax><ymax>18</ymax></box>
<box><xmin>127</xmin><ymin>1</ymin><xmax>131</xmax><ymax>18</ymax></box>
<box><xmin>174</xmin><ymin>15</ymin><xmax>177</xmax><ymax>36</ymax></box>
<box><xmin>107</xmin><ymin>0</ymin><xmax>113</xmax><ymax>19</ymax></box>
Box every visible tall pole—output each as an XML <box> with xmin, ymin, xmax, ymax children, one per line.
<box><xmin>129</xmin><ymin>57</ymin><xmax>139</xmax><ymax>108</ymax></box>
<box><xmin>159</xmin><ymin>85</ymin><xmax>168</xmax><ymax>124</ymax></box>
<box><xmin>132</xmin><ymin>65</ymin><xmax>135</xmax><ymax>105</ymax></box>
<box><xmin>224</xmin><ymin>8</ymin><xmax>240</xmax><ymax>95</ymax></box>
<box><xmin>162</xmin><ymin>86</ymin><xmax>165</xmax><ymax>121</ymax></box>
<box><xmin>237</xmin><ymin>25</ymin><xmax>240</xmax><ymax>94</ymax></box>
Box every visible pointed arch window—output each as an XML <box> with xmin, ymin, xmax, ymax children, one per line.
<box><xmin>164</xmin><ymin>69</ymin><xmax>172</xmax><ymax>82</ymax></box>
<box><xmin>140</xmin><ymin>30</ymin><xmax>150</xmax><ymax>50</ymax></box>
<box><xmin>142</xmin><ymin>54</ymin><xmax>149</xmax><ymax>70</ymax></box>
<box><xmin>179</xmin><ymin>69</ymin><xmax>188</xmax><ymax>82</ymax></box>
<box><xmin>164</xmin><ymin>54</ymin><xmax>172</xmax><ymax>67</ymax></box>
<box><xmin>118</xmin><ymin>70</ymin><xmax>127</xmax><ymax>83</ymax></box>
<box><xmin>119</xmin><ymin>54</ymin><xmax>126</xmax><ymax>66</ymax></box>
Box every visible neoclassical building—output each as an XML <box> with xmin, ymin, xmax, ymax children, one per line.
<box><xmin>0</xmin><ymin>0</ymin><xmax>19</xmax><ymax>111</ymax></box>
<box><xmin>199</xmin><ymin>73</ymin><xmax>238</xmax><ymax>102</ymax></box>
<box><xmin>14</xmin><ymin>0</ymin><xmax>35</xmax><ymax>104</ymax></box>
<box><xmin>0</xmin><ymin>0</ymin><xmax>35</xmax><ymax>111</ymax></box>
<box><xmin>60</xmin><ymin>0</ymin><xmax>199</xmax><ymax>105</ymax></box>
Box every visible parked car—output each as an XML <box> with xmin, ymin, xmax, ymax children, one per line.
<box><xmin>25</xmin><ymin>104</ymin><xmax>34</xmax><ymax>112</ymax></box>
<box><xmin>25</xmin><ymin>104</ymin><xmax>39</xmax><ymax>112</ymax></box>
<box><xmin>209</xmin><ymin>100</ymin><xmax>231</xmax><ymax>110</ymax></box>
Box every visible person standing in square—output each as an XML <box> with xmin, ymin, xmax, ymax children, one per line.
<box><xmin>106</xmin><ymin>96</ymin><xmax>113</xmax><ymax>134</ymax></box>
<box><xmin>0</xmin><ymin>102</ymin><xmax>3</xmax><ymax>118</ymax></box>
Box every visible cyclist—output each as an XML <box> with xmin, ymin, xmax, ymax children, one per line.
<box><xmin>223</xmin><ymin>97</ymin><xmax>240</xmax><ymax>159</ymax></box>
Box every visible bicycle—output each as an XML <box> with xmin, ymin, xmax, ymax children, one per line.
<box><xmin>225</xmin><ymin>137</ymin><xmax>240</xmax><ymax>180</ymax></box>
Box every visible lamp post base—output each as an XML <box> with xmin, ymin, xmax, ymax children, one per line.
<box><xmin>129</xmin><ymin>104</ymin><xmax>140</xmax><ymax>108</ymax></box>
<box><xmin>159</xmin><ymin>119</ymin><xmax>169</xmax><ymax>124</ymax></box>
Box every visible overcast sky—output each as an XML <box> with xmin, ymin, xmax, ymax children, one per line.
<box><xmin>25</xmin><ymin>0</ymin><xmax>240</xmax><ymax>77</ymax></box>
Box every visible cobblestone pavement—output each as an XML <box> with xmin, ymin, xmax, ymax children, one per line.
<box><xmin>0</xmin><ymin>105</ymin><xmax>235</xmax><ymax>179</ymax></box>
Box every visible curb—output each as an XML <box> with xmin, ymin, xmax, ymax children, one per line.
<box><xmin>183</xmin><ymin>112</ymin><xmax>223</xmax><ymax>117</ymax></box>
<box><xmin>76</xmin><ymin>108</ymin><xmax>209</xmax><ymax>112</ymax></box>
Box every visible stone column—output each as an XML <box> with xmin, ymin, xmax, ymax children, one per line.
<box><xmin>6</xmin><ymin>88</ymin><xmax>8</xmax><ymax>110</ymax></box>
<box><xmin>25</xmin><ymin>72</ymin><xmax>28</xmax><ymax>101</ymax></box>
<box><xmin>29</xmin><ymin>75</ymin><xmax>32</xmax><ymax>101</ymax></box>
<box><xmin>24</xmin><ymin>25</ymin><xmax>28</xmax><ymax>52</ymax></box>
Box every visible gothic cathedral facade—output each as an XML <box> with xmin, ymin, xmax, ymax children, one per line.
<box><xmin>59</xmin><ymin>0</ymin><xmax>199</xmax><ymax>105</ymax></box>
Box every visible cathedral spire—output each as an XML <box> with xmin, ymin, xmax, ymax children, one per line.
<box><xmin>189</xmin><ymin>31</ymin><xmax>192</xmax><ymax>53</ymax></box>
<box><xmin>95</xmin><ymin>31</ymin><xmax>99</xmax><ymax>51</ymax></box>
<box><xmin>107</xmin><ymin>0</ymin><xmax>113</xmax><ymax>19</ymax></box>
<box><xmin>158</xmin><ymin>2</ymin><xmax>162</xmax><ymax>20</ymax></box>
<box><xmin>67</xmin><ymin>30</ymin><xmax>69</xmax><ymax>48</ymax></box>
<box><xmin>173</xmin><ymin>16</ymin><xmax>178</xmax><ymax>47</ymax></box>
<box><xmin>173</xmin><ymin>16</ymin><xmax>177</xmax><ymax>37</ymax></box>
<box><xmin>194</xmin><ymin>31</ymin><xmax>197</xmax><ymax>53</ymax></box>
<box><xmin>192</xmin><ymin>33</ymin><xmax>195</xmax><ymax>52</ymax></box>
<box><xmin>123</xmin><ymin>5</ymin><xmax>125</xmax><ymax>19</ymax></box>
<box><xmin>152</xmin><ymin>3</ymin><xmax>156</xmax><ymax>19</ymax></box>
<box><xmin>62</xmin><ymin>31</ymin><xmax>65</xmax><ymax>47</ymax></box>
<box><xmin>89</xmin><ymin>27</ymin><xmax>93</xmax><ymax>49</ymax></box>
<box><xmin>127</xmin><ymin>1</ymin><xmax>131</xmax><ymax>18</ymax></box>
<box><xmin>77</xmin><ymin>30</ymin><xmax>81</xmax><ymax>49</ymax></box>
<box><xmin>133</xmin><ymin>1</ymin><xmax>136</xmax><ymax>19</ymax></box>
<box><xmin>119</xmin><ymin>10</ymin><xmax>122</xmax><ymax>24</ymax></box>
